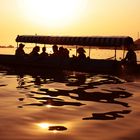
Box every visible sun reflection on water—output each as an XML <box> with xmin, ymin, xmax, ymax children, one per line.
<box><xmin>37</xmin><ymin>123</ymin><xmax>50</xmax><ymax>129</ymax></box>
<box><xmin>45</xmin><ymin>104</ymin><xmax>53</xmax><ymax>108</ymax></box>
<box><xmin>36</xmin><ymin>122</ymin><xmax>67</xmax><ymax>133</ymax></box>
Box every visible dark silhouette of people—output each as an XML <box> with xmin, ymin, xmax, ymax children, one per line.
<box><xmin>122</xmin><ymin>46</ymin><xmax>137</xmax><ymax>66</ymax></box>
<box><xmin>50</xmin><ymin>45</ymin><xmax>69</xmax><ymax>59</ymax></box>
<box><xmin>51</xmin><ymin>45</ymin><xmax>59</xmax><ymax>57</ymax></box>
<box><xmin>15</xmin><ymin>43</ymin><xmax>26</xmax><ymax>58</ymax></box>
<box><xmin>64</xmin><ymin>48</ymin><xmax>69</xmax><ymax>58</ymax></box>
<box><xmin>29</xmin><ymin>46</ymin><xmax>40</xmax><ymax>57</ymax></box>
<box><xmin>29</xmin><ymin>46</ymin><xmax>40</xmax><ymax>61</ymax></box>
<box><xmin>58</xmin><ymin>46</ymin><xmax>64</xmax><ymax>57</ymax></box>
<box><xmin>40</xmin><ymin>47</ymin><xmax>48</xmax><ymax>58</ymax></box>
<box><xmin>58</xmin><ymin>46</ymin><xmax>69</xmax><ymax>58</ymax></box>
<box><xmin>77</xmin><ymin>47</ymin><xmax>86</xmax><ymax>60</ymax></box>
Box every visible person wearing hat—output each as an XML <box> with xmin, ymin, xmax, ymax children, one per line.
<box><xmin>15</xmin><ymin>43</ymin><xmax>26</xmax><ymax>57</ymax></box>
<box><xmin>77</xmin><ymin>47</ymin><xmax>86</xmax><ymax>60</ymax></box>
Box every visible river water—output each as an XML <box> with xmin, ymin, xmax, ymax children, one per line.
<box><xmin>0</xmin><ymin>47</ymin><xmax>140</xmax><ymax>140</ymax></box>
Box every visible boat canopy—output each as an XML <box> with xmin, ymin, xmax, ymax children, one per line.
<box><xmin>16</xmin><ymin>35</ymin><xmax>134</xmax><ymax>48</ymax></box>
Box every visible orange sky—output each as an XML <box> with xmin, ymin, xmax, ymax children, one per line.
<box><xmin>0</xmin><ymin>0</ymin><xmax>140</xmax><ymax>46</ymax></box>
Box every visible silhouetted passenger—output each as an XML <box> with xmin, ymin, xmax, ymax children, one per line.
<box><xmin>29</xmin><ymin>46</ymin><xmax>40</xmax><ymax>58</ymax></box>
<box><xmin>64</xmin><ymin>48</ymin><xmax>69</xmax><ymax>58</ymax></box>
<box><xmin>77</xmin><ymin>47</ymin><xmax>86</xmax><ymax>60</ymax></box>
<box><xmin>122</xmin><ymin>46</ymin><xmax>137</xmax><ymax>66</ymax></box>
<box><xmin>57</xmin><ymin>46</ymin><xmax>69</xmax><ymax>58</ymax></box>
<box><xmin>15</xmin><ymin>43</ymin><xmax>26</xmax><ymax>58</ymax></box>
<box><xmin>58</xmin><ymin>46</ymin><xmax>64</xmax><ymax>57</ymax></box>
<box><xmin>40</xmin><ymin>47</ymin><xmax>48</xmax><ymax>58</ymax></box>
<box><xmin>51</xmin><ymin>45</ymin><xmax>59</xmax><ymax>57</ymax></box>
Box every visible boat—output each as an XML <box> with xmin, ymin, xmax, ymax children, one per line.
<box><xmin>0</xmin><ymin>35</ymin><xmax>138</xmax><ymax>75</ymax></box>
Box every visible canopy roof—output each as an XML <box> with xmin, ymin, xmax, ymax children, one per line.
<box><xmin>16</xmin><ymin>35</ymin><xmax>134</xmax><ymax>47</ymax></box>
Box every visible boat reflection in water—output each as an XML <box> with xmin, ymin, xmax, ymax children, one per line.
<box><xmin>15</xmin><ymin>69</ymin><xmax>132</xmax><ymax>108</ymax></box>
<box><xmin>83</xmin><ymin>110</ymin><xmax>131</xmax><ymax>120</ymax></box>
<box><xmin>0</xmin><ymin>67</ymin><xmax>136</xmax><ymax>140</ymax></box>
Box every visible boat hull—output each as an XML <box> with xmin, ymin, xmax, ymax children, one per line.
<box><xmin>0</xmin><ymin>54</ymin><xmax>124</xmax><ymax>74</ymax></box>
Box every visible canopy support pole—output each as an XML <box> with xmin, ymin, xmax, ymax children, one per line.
<box><xmin>89</xmin><ymin>46</ymin><xmax>91</xmax><ymax>58</ymax></box>
<box><xmin>76</xmin><ymin>45</ymin><xmax>77</xmax><ymax>56</ymax></box>
<box><xmin>123</xmin><ymin>46</ymin><xmax>125</xmax><ymax>59</ymax></box>
<box><xmin>114</xmin><ymin>46</ymin><xmax>117</xmax><ymax>60</ymax></box>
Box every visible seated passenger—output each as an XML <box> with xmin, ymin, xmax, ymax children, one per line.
<box><xmin>58</xmin><ymin>46</ymin><xmax>64</xmax><ymax>58</ymax></box>
<box><xmin>122</xmin><ymin>46</ymin><xmax>137</xmax><ymax>66</ymax></box>
<box><xmin>63</xmin><ymin>48</ymin><xmax>69</xmax><ymax>58</ymax></box>
<box><xmin>40</xmin><ymin>47</ymin><xmax>48</xmax><ymax>58</ymax></box>
<box><xmin>15</xmin><ymin>43</ymin><xmax>26</xmax><ymax>58</ymax></box>
<box><xmin>29</xmin><ymin>46</ymin><xmax>40</xmax><ymax>59</ymax></box>
<box><xmin>51</xmin><ymin>45</ymin><xmax>59</xmax><ymax>57</ymax></box>
<box><xmin>58</xmin><ymin>47</ymin><xmax>69</xmax><ymax>59</ymax></box>
<box><xmin>77</xmin><ymin>47</ymin><xmax>86</xmax><ymax>60</ymax></box>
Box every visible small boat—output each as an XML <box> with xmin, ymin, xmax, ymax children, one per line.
<box><xmin>0</xmin><ymin>35</ymin><xmax>139</xmax><ymax>75</ymax></box>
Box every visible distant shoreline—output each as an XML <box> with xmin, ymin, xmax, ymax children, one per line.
<box><xmin>0</xmin><ymin>45</ymin><xmax>14</xmax><ymax>48</ymax></box>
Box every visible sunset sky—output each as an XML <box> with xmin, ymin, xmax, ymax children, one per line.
<box><xmin>0</xmin><ymin>0</ymin><xmax>140</xmax><ymax>46</ymax></box>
